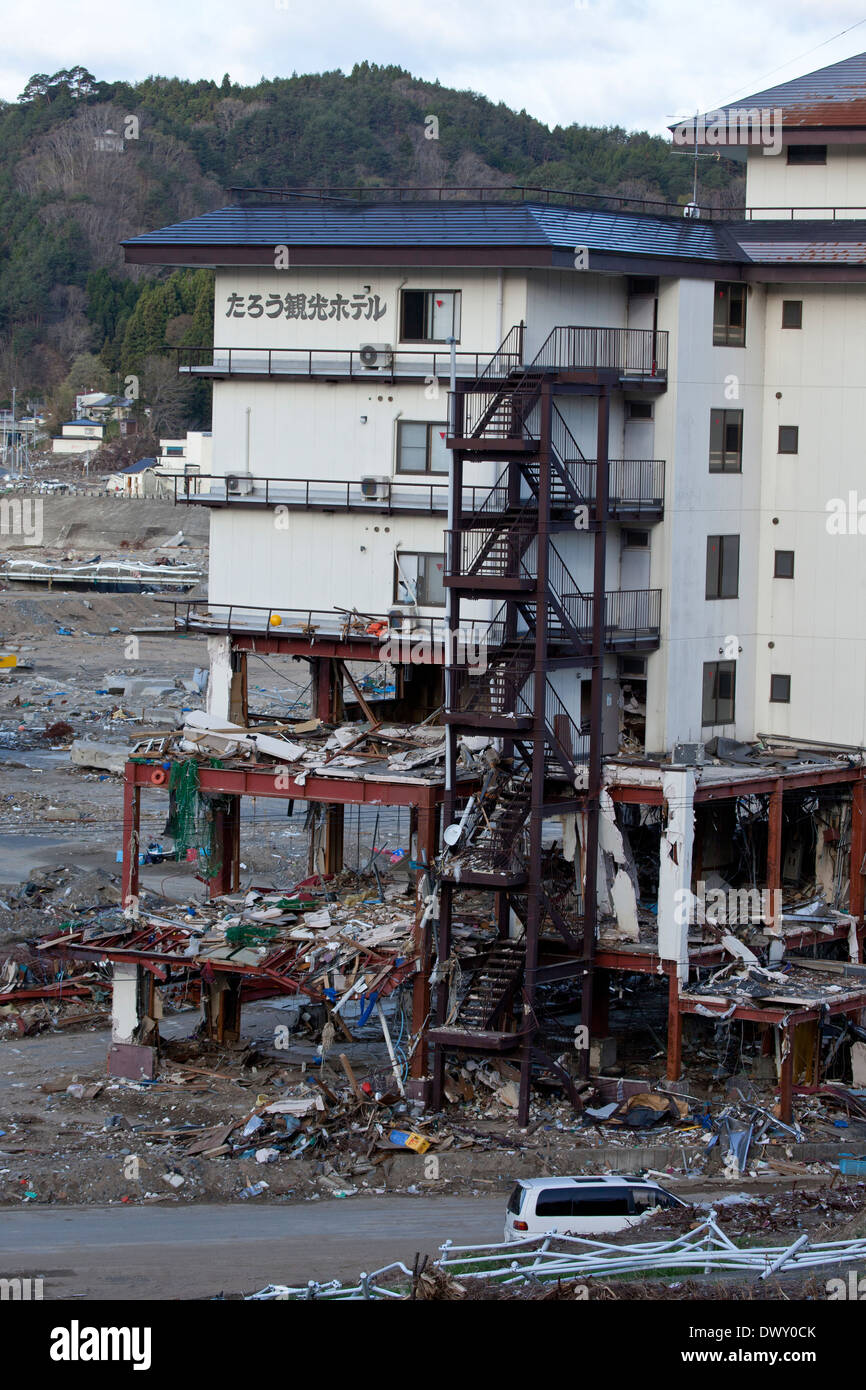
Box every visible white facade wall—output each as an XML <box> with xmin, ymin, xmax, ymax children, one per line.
<box><xmin>745</xmin><ymin>144</ymin><xmax>866</xmax><ymax>215</ymax></box>
<box><xmin>755</xmin><ymin>283</ymin><xmax>866</xmax><ymax>745</ymax></box>
<box><xmin>647</xmin><ymin>277</ymin><xmax>765</xmax><ymax>751</ymax></box>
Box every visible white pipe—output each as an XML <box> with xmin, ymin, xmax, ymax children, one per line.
<box><xmin>496</xmin><ymin>269</ymin><xmax>504</xmax><ymax>344</ymax></box>
<box><xmin>376</xmin><ymin>1000</ymin><xmax>406</xmax><ymax>1098</ymax></box>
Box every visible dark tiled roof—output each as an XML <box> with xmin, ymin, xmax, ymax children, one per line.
<box><xmin>691</xmin><ymin>51</ymin><xmax>866</xmax><ymax>129</ymax></box>
<box><xmin>123</xmin><ymin>200</ymin><xmax>745</xmax><ymax>263</ymax></box>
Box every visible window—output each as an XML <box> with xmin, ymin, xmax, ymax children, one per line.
<box><xmin>774</xmin><ymin>550</ymin><xmax>795</xmax><ymax>578</ymax></box>
<box><xmin>569</xmin><ymin>1193</ymin><xmax>633</xmax><ymax>1218</ymax></box>
<box><xmin>778</xmin><ymin>426</ymin><xmax>799</xmax><ymax>454</ymax></box>
<box><xmin>782</xmin><ymin>300</ymin><xmax>803</xmax><ymax>329</ymax></box>
<box><xmin>787</xmin><ymin>144</ymin><xmax>826</xmax><ymax>165</ymax></box>
<box><xmin>396</xmin><ymin>421</ymin><xmax>449</xmax><ymax>474</ymax></box>
<box><xmin>535</xmin><ymin>1189</ymin><xmax>578</xmax><ymax>1217</ymax></box>
<box><xmin>703</xmin><ymin>660</ymin><xmax>736</xmax><ymax>724</ymax></box>
<box><xmin>619</xmin><ymin>656</ymin><xmax>647</xmax><ymax>676</ymax></box>
<box><xmin>394</xmin><ymin>551</ymin><xmax>446</xmax><ymax>607</ymax></box>
<box><xmin>705</xmin><ymin>535</ymin><xmax>740</xmax><ymax>599</ymax></box>
<box><xmin>506</xmin><ymin>1185</ymin><xmax>525</xmax><ymax>1216</ymax></box>
<box><xmin>770</xmin><ymin>674</ymin><xmax>791</xmax><ymax>703</ymax></box>
<box><xmin>709</xmin><ymin>408</ymin><xmax>743</xmax><ymax>473</ymax></box>
<box><xmin>713</xmin><ymin>282</ymin><xmax>747</xmax><ymax>347</ymax></box>
<box><xmin>622</xmin><ymin>528</ymin><xmax>650</xmax><ymax>548</ymax></box>
<box><xmin>632</xmin><ymin>1188</ymin><xmax>661</xmax><ymax>1211</ymax></box>
<box><xmin>627</xmin><ymin>276</ymin><xmax>658</xmax><ymax>296</ymax></box>
<box><xmin>400</xmin><ymin>289</ymin><xmax>461</xmax><ymax>342</ymax></box>
<box><xmin>627</xmin><ymin>400</ymin><xmax>653</xmax><ymax>420</ymax></box>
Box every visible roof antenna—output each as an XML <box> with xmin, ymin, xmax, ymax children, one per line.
<box><xmin>671</xmin><ymin>110</ymin><xmax>721</xmax><ymax>219</ymax></box>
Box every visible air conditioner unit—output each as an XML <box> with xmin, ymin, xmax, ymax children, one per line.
<box><xmin>360</xmin><ymin>475</ymin><xmax>390</xmax><ymax>501</ymax></box>
<box><xmin>388</xmin><ymin>603</ymin><xmax>418</xmax><ymax>632</ymax></box>
<box><xmin>359</xmin><ymin>343</ymin><xmax>393</xmax><ymax>369</ymax></box>
<box><xmin>225</xmin><ymin>471</ymin><xmax>253</xmax><ymax>496</ymax></box>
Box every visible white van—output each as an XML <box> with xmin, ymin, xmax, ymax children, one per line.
<box><xmin>505</xmin><ymin>1175</ymin><xmax>686</xmax><ymax>1241</ymax></box>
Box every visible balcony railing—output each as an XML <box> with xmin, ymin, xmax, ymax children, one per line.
<box><xmin>169</xmin><ymin>599</ymin><xmax>503</xmax><ymax>648</ymax></box>
<box><xmin>228</xmin><ymin>183</ymin><xmax>866</xmax><ymax>222</ymax></box>
<box><xmin>532</xmin><ymin>326</ymin><xmax>668</xmax><ymax>379</ymax></box>
<box><xmin>170</xmin><ymin>473</ymin><xmax>468</xmax><ymax>513</ymax></box>
<box><xmin>609</xmin><ymin>459</ymin><xmax>665</xmax><ymax>513</ymax></box>
<box><xmin>549</xmin><ymin>587</ymin><xmax>662</xmax><ymax>647</ymax></box>
<box><xmin>175</xmin><ymin>344</ymin><xmax>519</xmax><ymax>381</ymax></box>
<box><xmin>168</xmin><ymin>465</ymin><xmax>664</xmax><ymax>517</ymax></box>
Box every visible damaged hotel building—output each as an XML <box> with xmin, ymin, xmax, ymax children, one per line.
<box><xmin>55</xmin><ymin>55</ymin><xmax>866</xmax><ymax>1125</ymax></box>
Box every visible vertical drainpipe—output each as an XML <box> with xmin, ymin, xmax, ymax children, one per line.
<box><xmin>496</xmin><ymin>270</ymin><xmax>504</xmax><ymax>346</ymax></box>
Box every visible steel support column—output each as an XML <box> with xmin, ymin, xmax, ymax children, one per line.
<box><xmin>851</xmin><ymin>774</ymin><xmax>865</xmax><ymax>956</ymax></box>
<box><xmin>766</xmin><ymin>778</ymin><xmax>783</xmax><ymax>935</ymax></box>
<box><xmin>121</xmin><ymin>773</ymin><xmax>141</xmax><ymax>911</ymax></box>
<box><xmin>580</xmin><ymin>386</ymin><xmax>610</xmax><ymax>1078</ymax></box>
<box><xmin>518</xmin><ymin>384</ymin><xmax>554</xmax><ymax>1128</ymax></box>
<box><xmin>666</xmin><ymin>967</ymin><xmax>682</xmax><ymax>1081</ymax></box>
<box><xmin>210</xmin><ymin>797</ymin><xmax>241</xmax><ymax>898</ymax></box>
<box><xmin>411</xmin><ymin>801</ymin><xmax>438</xmax><ymax>1084</ymax></box>
<box><xmin>779</xmin><ymin>1021</ymin><xmax>794</xmax><ymax>1125</ymax></box>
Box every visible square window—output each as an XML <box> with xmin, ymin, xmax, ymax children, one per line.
<box><xmin>705</xmin><ymin>535</ymin><xmax>739</xmax><ymax>599</ymax></box>
<box><xmin>627</xmin><ymin>401</ymin><xmax>653</xmax><ymax>420</ymax></box>
<box><xmin>774</xmin><ymin>550</ymin><xmax>795</xmax><ymax>578</ymax></box>
<box><xmin>709</xmin><ymin>408</ymin><xmax>743</xmax><ymax>472</ymax></box>
<box><xmin>786</xmin><ymin>144</ymin><xmax>826</xmax><ymax>165</ymax></box>
<box><xmin>782</xmin><ymin>300</ymin><xmax>802</xmax><ymax>329</ymax></box>
<box><xmin>778</xmin><ymin>426</ymin><xmax>799</xmax><ymax>454</ymax></box>
<box><xmin>627</xmin><ymin>276</ymin><xmax>658</xmax><ymax>296</ymax></box>
<box><xmin>396</xmin><ymin>421</ymin><xmax>448</xmax><ymax>474</ymax></box>
<box><xmin>713</xmin><ymin>282</ymin><xmax>747</xmax><ymax>347</ymax></box>
<box><xmin>622</xmin><ymin>528</ymin><xmax>650</xmax><ymax>548</ymax></box>
<box><xmin>400</xmin><ymin>289</ymin><xmax>461</xmax><ymax>342</ymax></box>
<box><xmin>770</xmin><ymin>674</ymin><xmax>791</xmax><ymax>703</ymax></box>
<box><xmin>394</xmin><ymin>551</ymin><xmax>446</xmax><ymax>607</ymax></box>
<box><xmin>702</xmin><ymin>660</ymin><xmax>736</xmax><ymax>725</ymax></box>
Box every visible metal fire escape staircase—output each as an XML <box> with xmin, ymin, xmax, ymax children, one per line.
<box><xmin>429</xmin><ymin>326</ymin><xmax>613</xmax><ymax>1112</ymax></box>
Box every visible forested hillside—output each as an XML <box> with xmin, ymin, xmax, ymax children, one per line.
<box><xmin>0</xmin><ymin>62</ymin><xmax>743</xmax><ymax>433</ymax></box>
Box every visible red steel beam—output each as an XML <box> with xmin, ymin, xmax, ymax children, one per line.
<box><xmin>232</xmin><ymin>633</ymin><xmax>447</xmax><ymax>665</ymax></box>
<box><xmin>127</xmin><ymin>760</ymin><xmax>443</xmax><ymax>809</ymax></box>
<box><xmin>677</xmin><ymin>993</ymin><xmax>866</xmax><ymax>1025</ymax></box>
<box><xmin>607</xmin><ymin>785</ymin><xmax>664</xmax><ymax>806</ymax></box>
<box><xmin>695</xmin><ymin>765</ymin><xmax>863</xmax><ymax>802</ymax></box>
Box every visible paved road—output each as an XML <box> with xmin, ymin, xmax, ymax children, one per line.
<box><xmin>0</xmin><ymin>1197</ymin><xmax>506</xmax><ymax>1300</ymax></box>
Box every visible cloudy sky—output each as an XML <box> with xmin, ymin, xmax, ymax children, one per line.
<box><xmin>0</xmin><ymin>0</ymin><xmax>864</xmax><ymax>134</ymax></box>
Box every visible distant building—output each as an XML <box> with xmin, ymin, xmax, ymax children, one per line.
<box><xmin>75</xmin><ymin>392</ymin><xmax>135</xmax><ymax>424</ymax></box>
<box><xmin>52</xmin><ymin>418</ymin><xmax>105</xmax><ymax>455</ymax></box>
<box><xmin>105</xmin><ymin>457</ymin><xmax>160</xmax><ymax>497</ymax></box>
<box><xmin>153</xmin><ymin>431</ymin><xmax>212</xmax><ymax>498</ymax></box>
